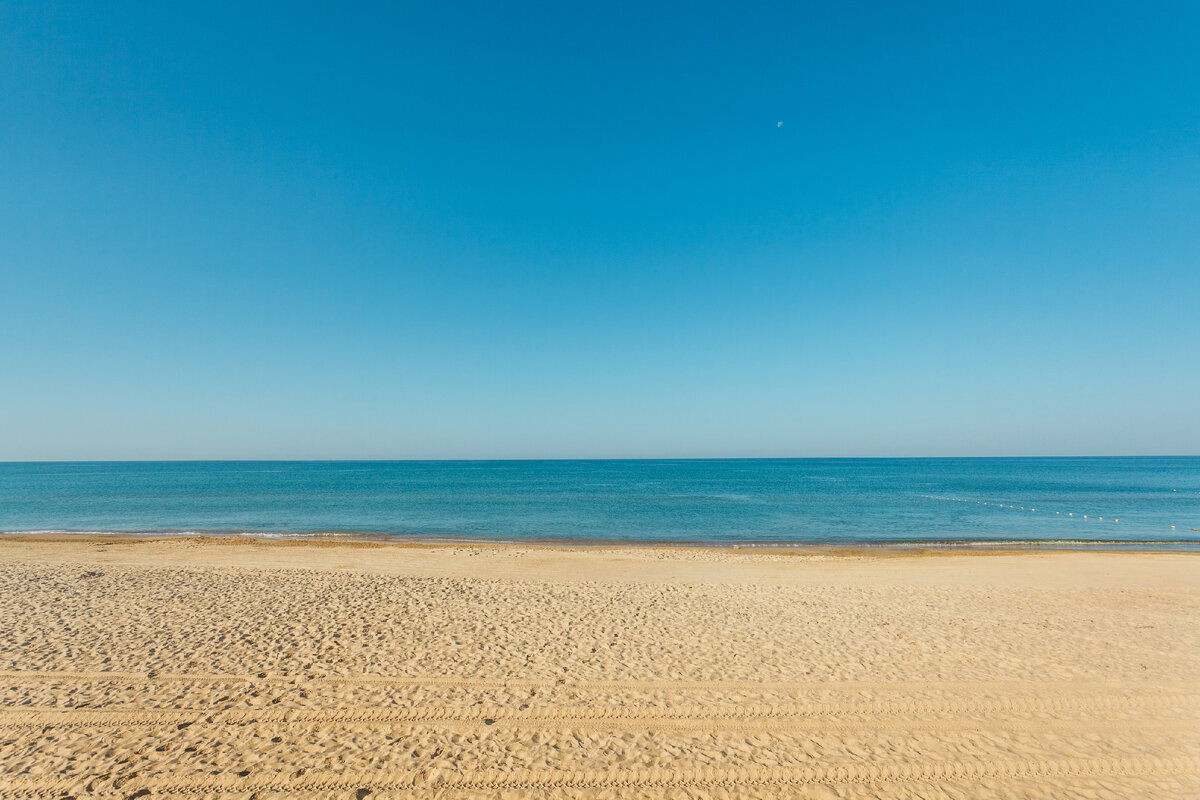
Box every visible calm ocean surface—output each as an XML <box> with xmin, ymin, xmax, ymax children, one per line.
<box><xmin>0</xmin><ymin>458</ymin><xmax>1197</xmax><ymax>545</ymax></box>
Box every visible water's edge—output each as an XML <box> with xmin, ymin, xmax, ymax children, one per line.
<box><xmin>4</xmin><ymin>529</ymin><xmax>1199</xmax><ymax>552</ymax></box>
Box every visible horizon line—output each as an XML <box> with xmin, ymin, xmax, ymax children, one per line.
<box><xmin>2</xmin><ymin>455</ymin><xmax>1198</xmax><ymax>464</ymax></box>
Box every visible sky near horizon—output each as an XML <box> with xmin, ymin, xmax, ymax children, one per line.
<box><xmin>1</xmin><ymin>1</ymin><xmax>1198</xmax><ymax>460</ymax></box>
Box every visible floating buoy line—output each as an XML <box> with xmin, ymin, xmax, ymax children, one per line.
<box><xmin>919</xmin><ymin>494</ymin><xmax>1198</xmax><ymax>533</ymax></box>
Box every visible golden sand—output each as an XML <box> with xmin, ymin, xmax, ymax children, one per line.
<box><xmin>0</xmin><ymin>536</ymin><xmax>1197</xmax><ymax>798</ymax></box>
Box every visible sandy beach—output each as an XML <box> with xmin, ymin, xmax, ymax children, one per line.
<box><xmin>0</xmin><ymin>537</ymin><xmax>1196</xmax><ymax>799</ymax></box>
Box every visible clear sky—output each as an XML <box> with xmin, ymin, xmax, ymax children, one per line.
<box><xmin>1</xmin><ymin>1</ymin><xmax>1197</xmax><ymax>460</ymax></box>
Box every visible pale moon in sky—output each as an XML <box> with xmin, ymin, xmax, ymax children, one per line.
<box><xmin>777</xmin><ymin>121</ymin><xmax>783</xmax><ymax>127</ymax></box>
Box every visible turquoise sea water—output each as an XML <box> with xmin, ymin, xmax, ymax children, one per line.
<box><xmin>0</xmin><ymin>458</ymin><xmax>1197</xmax><ymax>545</ymax></box>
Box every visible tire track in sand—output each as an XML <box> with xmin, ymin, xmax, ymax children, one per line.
<box><xmin>2</xmin><ymin>755</ymin><xmax>1198</xmax><ymax>798</ymax></box>
<box><xmin>1</xmin><ymin>693</ymin><xmax>1197</xmax><ymax>729</ymax></box>
<box><xmin>4</xmin><ymin>669</ymin><xmax>1200</xmax><ymax>694</ymax></box>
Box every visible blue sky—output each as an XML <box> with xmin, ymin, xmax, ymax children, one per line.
<box><xmin>1</xmin><ymin>1</ymin><xmax>1197</xmax><ymax>459</ymax></box>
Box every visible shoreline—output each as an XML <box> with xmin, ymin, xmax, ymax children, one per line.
<box><xmin>3</xmin><ymin>529</ymin><xmax>1199</xmax><ymax>552</ymax></box>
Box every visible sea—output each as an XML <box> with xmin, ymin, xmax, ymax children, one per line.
<box><xmin>0</xmin><ymin>458</ymin><xmax>1197</xmax><ymax>547</ymax></box>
